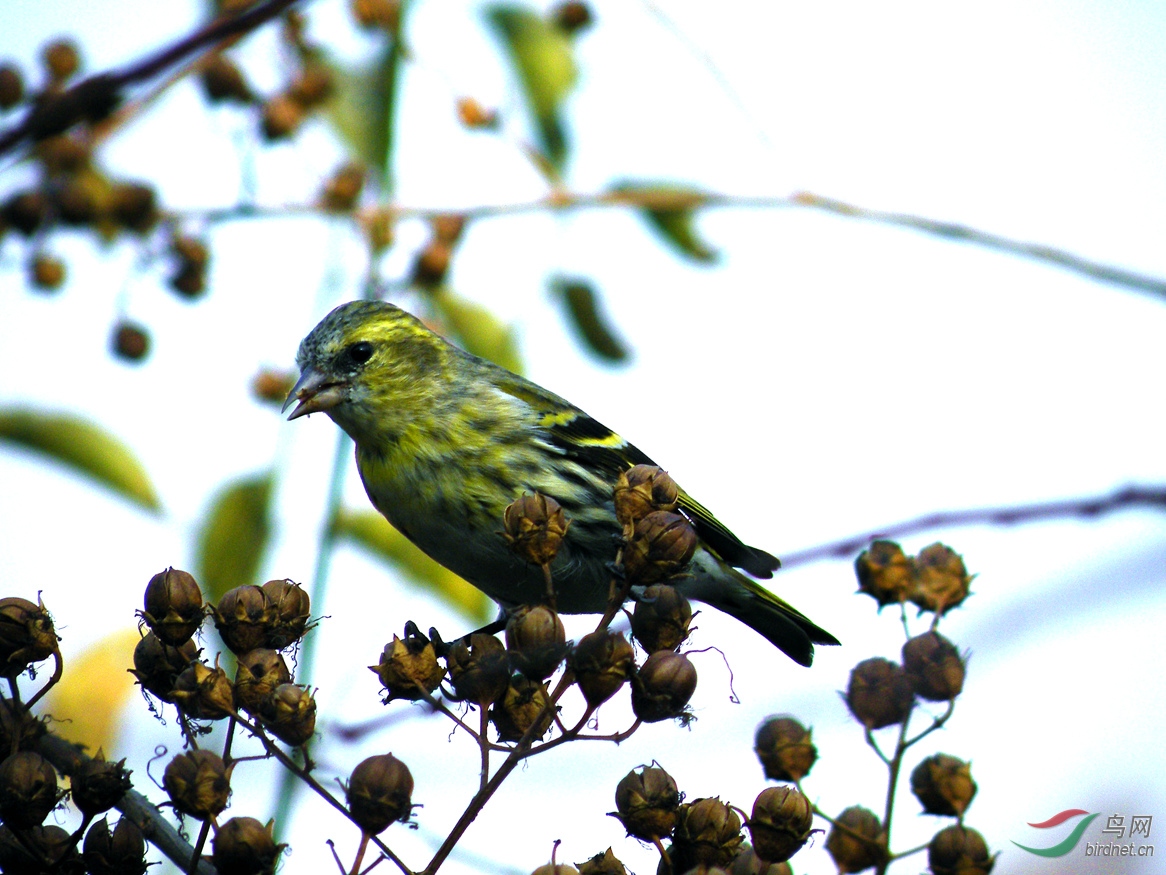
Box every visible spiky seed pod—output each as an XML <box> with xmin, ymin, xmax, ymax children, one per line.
<box><xmin>747</xmin><ymin>786</ymin><xmax>814</xmax><ymax>863</ymax></box>
<box><xmin>371</xmin><ymin>627</ymin><xmax>444</xmax><ymax>701</ymax></box>
<box><xmin>70</xmin><ymin>754</ymin><xmax>132</xmax><ymax>818</ymax></box>
<box><xmin>928</xmin><ymin>826</ymin><xmax>996</xmax><ymax>875</ymax></box>
<box><xmin>911</xmin><ymin>543</ymin><xmax>972</xmax><ymax>615</ymax></box>
<box><xmin>162</xmin><ymin>750</ymin><xmax>231</xmax><ymax>820</ymax></box>
<box><xmin>631</xmin><ymin>650</ymin><xmax>697</xmax><ymax>723</ymax></box>
<box><xmin>902</xmin><ymin>632</ymin><xmax>965</xmax><ymax>701</ymax></box>
<box><xmin>489</xmin><ymin>675</ymin><xmax>554</xmax><ymax>742</ymax></box>
<box><xmin>503</xmin><ymin>493</ymin><xmax>571</xmax><ymax>567</ymax></box>
<box><xmin>612</xmin><ymin>766</ymin><xmax>681</xmax><ymax>841</ymax></box>
<box><xmin>576</xmin><ymin>848</ymin><xmax>627</xmax><ymax>875</ymax></box>
<box><xmin>82</xmin><ymin>816</ymin><xmax>148</xmax><ymax>875</ymax></box>
<box><xmin>569</xmin><ymin>629</ymin><xmax>635</xmax><ymax>707</ymax></box>
<box><xmin>346</xmin><ymin>754</ymin><xmax>414</xmax><ymax>835</ymax></box>
<box><xmin>0</xmin><ymin>596</ymin><xmax>59</xmax><ymax>677</ymax></box>
<box><xmin>446</xmin><ymin>633</ymin><xmax>510</xmax><ymax>707</ymax></box>
<box><xmin>854</xmin><ymin>540</ymin><xmax>914</xmax><ymax>608</ymax></box>
<box><xmin>234</xmin><ymin>649</ymin><xmax>292</xmax><ymax>715</ymax></box>
<box><xmin>0</xmin><ymin>697</ymin><xmax>46</xmax><ymax>754</ymax></box>
<box><xmin>130</xmin><ymin>633</ymin><xmax>197</xmax><ymax>702</ymax></box>
<box><xmin>622</xmin><ymin>512</ymin><xmax>697</xmax><ymax>584</ymax></box>
<box><xmin>825</xmin><ymin>807</ymin><xmax>888</xmax><ymax>874</ymax></box>
<box><xmin>0</xmin><ymin>751</ymin><xmax>60</xmax><ymax>828</ymax></box>
<box><xmin>112</xmin><ymin>322</ymin><xmax>150</xmax><ymax>362</ymax></box>
<box><xmin>506</xmin><ymin>605</ymin><xmax>568</xmax><ymax>681</ymax></box>
<box><xmin>200</xmin><ymin>54</ymin><xmax>253</xmax><ymax>104</ymax></box>
<box><xmin>631</xmin><ymin>584</ymin><xmax>693</xmax><ymax>653</ymax></box>
<box><xmin>911</xmin><ymin>754</ymin><xmax>977</xmax><ymax>817</ymax></box>
<box><xmin>171</xmin><ymin>659</ymin><xmax>236</xmax><ymax>720</ymax></box>
<box><xmin>845</xmin><ymin>658</ymin><xmax>914</xmax><ymax>729</ymax></box>
<box><xmin>670</xmin><ymin>797</ymin><xmax>745</xmax><ymax>870</ymax></box>
<box><xmin>212</xmin><ymin>817</ymin><xmax>284</xmax><ymax>875</ymax></box>
<box><xmin>0</xmin><ymin>825</ymin><xmax>78</xmax><ymax>874</ymax></box>
<box><xmin>261</xmin><ymin>578</ymin><xmax>311</xmax><ymax>649</ymax></box>
<box><xmin>613</xmin><ymin>465</ymin><xmax>680</xmax><ymax>531</ymax></box>
<box><xmin>753</xmin><ymin>716</ymin><xmax>817</xmax><ymax>783</ymax></box>
<box><xmin>211</xmin><ymin>585</ymin><xmax>275</xmax><ymax>655</ymax></box>
<box><xmin>141</xmin><ymin>567</ymin><xmax>204</xmax><ymax>646</ymax></box>
<box><xmin>258</xmin><ymin>684</ymin><xmax>316</xmax><ymax>746</ymax></box>
<box><xmin>728</xmin><ymin>846</ymin><xmax>794</xmax><ymax>875</ymax></box>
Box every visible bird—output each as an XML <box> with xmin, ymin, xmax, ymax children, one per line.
<box><xmin>284</xmin><ymin>300</ymin><xmax>838</xmax><ymax>666</ymax></box>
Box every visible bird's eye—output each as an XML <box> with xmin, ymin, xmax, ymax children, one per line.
<box><xmin>347</xmin><ymin>341</ymin><xmax>374</xmax><ymax>365</ymax></box>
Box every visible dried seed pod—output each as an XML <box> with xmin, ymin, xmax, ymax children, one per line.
<box><xmin>410</xmin><ymin>240</ymin><xmax>452</xmax><ymax>287</ymax></box>
<box><xmin>553</xmin><ymin>0</ymin><xmax>593</xmax><ymax>34</ymax></box>
<box><xmin>0</xmin><ymin>751</ymin><xmax>60</xmax><ymax>828</ymax></box>
<box><xmin>54</xmin><ymin>178</ymin><xmax>98</xmax><ymax>225</ymax></box>
<box><xmin>0</xmin><ymin>824</ymin><xmax>78</xmax><ymax>873</ymax></box>
<box><xmin>911</xmin><ymin>543</ymin><xmax>972</xmax><ymax>615</ymax></box>
<box><xmin>0</xmin><ymin>596</ymin><xmax>59</xmax><ymax>677</ymax></box>
<box><xmin>320</xmin><ymin>162</ymin><xmax>366</xmax><ymax>212</ymax></box>
<box><xmin>489</xmin><ymin>674</ymin><xmax>554</xmax><ymax>742</ymax></box>
<box><xmin>346</xmin><ymin>753</ymin><xmax>413</xmax><ymax>835</ymax></box>
<box><xmin>747</xmin><ymin>786</ymin><xmax>814</xmax><ymax>863</ymax></box>
<box><xmin>671</xmin><ymin>797</ymin><xmax>745</xmax><ymax>870</ymax></box>
<box><xmin>31</xmin><ymin>253</ymin><xmax>66</xmax><ymax>291</ymax></box>
<box><xmin>162</xmin><ymin>750</ymin><xmax>231</xmax><ymax>820</ymax></box>
<box><xmin>37</xmin><ymin>134</ymin><xmax>90</xmax><ymax>174</ymax></box>
<box><xmin>754</xmin><ymin>715</ymin><xmax>817</xmax><ymax>783</ymax></box>
<box><xmin>70</xmin><ymin>753</ymin><xmax>132</xmax><ymax>818</ymax></box>
<box><xmin>169</xmin><ymin>262</ymin><xmax>206</xmax><ymax>299</ymax></box>
<box><xmin>200</xmin><ymin>54</ymin><xmax>253</xmax><ymax>104</ymax></box>
<box><xmin>130</xmin><ymin>633</ymin><xmax>197</xmax><ymax>702</ymax></box>
<box><xmin>352</xmin><ymin>0</ymin><xmax>400</xmax><ymax>30</ymax></box>
<box><xmin>825</xmin><ymin>806</ymin><xmax>887</xmax><ymax>874</ymax></box>
<box><xmin>371</xmin><ymin>626</ymin><xmax>444</xmax><ymax>701</ymax></box>
<box><xmin>854</xmin><ymin>540</ymin><xmax>914</xmax><ymax>608</ymax></box>
<box><xmin>260</xmin><ymin>94</ymin><xmax>304</xmax><ymax>140</ymax></box>
<box><xmin>141</xmin><ymin>567</ymin><xmax>204</xmax><ymax>646</ymax></box>
<box><xmin>171</xmin><ymin>659</ymin><xmax>236</xmax><ymax>720</ymax></box>
<box><xmin>612</xmin><ymin>765</ymin><xmax>680</xmax><ymax>841</ymax></box>
<box><xmin>211</xmin><ymin>585</ymin><xmax>275</xmax><ymax>655</ymax></box>
<box><xmin>0</xmin><ymin>697</ymin><xmax>46</xmax><ymax>753</ymax></box>
<box><xmin>911</xmin><ymin>754</ymin><xmax>977</xmax><ymax>817</ymax></box>
<box><xmin>212</xmin><ymin>816</ymin><xmax>284</xmax><ymax>875</ymax></box>
<box><xmin>506</xmin><ymin>605</ymin><xmax>568</xmax><ymax>681</ymax></box>
<box><xmin>845</xmin><ymin>657</ymin><xmax>914</xmax><ymax>729</ymax></box>
<box><xmin>927</xmin><ymin>825</ymin><xmax>996</xmax><ymax>875</ymax></box>
<box><xmin>287</xmin><ymin>63</ymin><xmax>334</xmax><ymax>108</ymax></box>
<box><xmin>0</xmin><ymin>64</ymin><xmax>23</xmax><ymax>110</ymax></box>
<box><xmin>503</xmin><ymin>493</ymin><xmax>571</xmax><ymax>568</ymax></box>
<box><xmin>728</xmin><ymin>846</ymin><xmax>793</xmax><ymax>875</ymax></box>
<box><xmin>251</xmin><ymin>369</ymin><xmax>297</xmax><ymax>406</ymax></box>
<box><xmin>432</xmin><ymin>213</ymin><xmax>466</xmax><ymax>245</ymax></box>
<box><xmin>576</xmin><ymin>848</ymin><xmax>626</xmax><ymax>875</ymax></box>
<box><xmin>631</xmin><ymin>650</ymin><xmax>697</xmax><ymax>723</ymax></box>
<box><xmin>234</xmin><ymin>648</ymin><xmax>292</xmax><ymax>715</ymax></box>
<box><xmin>622</xmin><ymin>512</ymin><xmax>697</xmax><ymax>584</ymax></box>
<box><xmin>109</xmin><ymin>182</ymin><xmax>158</xmax><ymax>233</ymax></box>
<box><xmin>613</xmin><ymin>465</ymin><xmax>679</xmax><ymax>530</ymax></box>
<box><xmin>569</xmin><ymin>629</ymin><xmax>634</xmax><ymax>707</ymax></box>
<box><xmin>261</xmin><ymin>578</ymin><xmax>310</xmax><ymax>649</ymax></box>
<box><xmin>2</xmin><ymin>191</ymin><xmax>48</xmax><ymax>236</ymax></box>
<box><xmin>112</xmin><ymin>321</ymin><xmax>150</xmax><ymax>362</ymax></box>
<box><xmin>446</xmin><ymin>633</ymin><xmax>510</xmax><ymax>706</ymax></box>
<box><xmin>631</xmin><ymin>584</ymin><xmax>693</xmax><ymax>653</ymax></box>
<box><xmin>258</xmin><ymin>683</ymin><xmax>316</xmax><ymax>746</ymax></box>
<box><xmin>43</xmin><ymin>39</ymin><xmax>81</xmax><ymax>82</ymax></box>
<box><xmin>82</xmin><ymin>816</ymin><xmax>147</xmax><ymax>875</ymax></box>
<box><xmin>902</xmin><ymin>632</ymin><xmax>965</xmax><ymax>701</ymax></box>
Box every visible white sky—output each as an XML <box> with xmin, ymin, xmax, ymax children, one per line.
<box><xmin>2</xmin><ymin>1</ymin><xmax>1166</xmax><ymax>874</ymax></box>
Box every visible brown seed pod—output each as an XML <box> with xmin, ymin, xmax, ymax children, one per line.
<box><xmin>824</xmin><ymin>806</ymin><xmax>888</xmax><ymax>874</ymax></box>
<box><xmin>489</xmin><ymin>674</ymin><xmax>554</xmax><ymax>742</ymax></box>
<box><xmin>261</xmin><ymin>578</ymin><xmax>311</xmax><ymax>649</ymax></box>
<box><xmin>630</xmin><ymin>584</ymin><xmax>693</xmax><ymax>653</ymax></box>
<box><xmin>854</xmin><ymin>540</ymin><xmax>914</xmax><ymax>608</ymax></box>
<box><xmin>553</xmin><ymin>0</ymin><xmax>594</xmax><ymax>34</ymax></box>
<box><xmin>844</xmin><ymin>657</ymin><xmax>914</xmax><ymax>729</ymax></box>
<box><xmin>502</xmin><ymin>493</ymin><xmax>571</xmax><ymax>567</ymax></box>
<box><xmin>162</xmin><ymin>750</ymin><xmax>231</xmax><ymax>820</ymax></box>
<box><xmin>613</xmin><ymin>465</ymin><xmax>679</xmax><ymax>530</ymax></box>
<box><xmin>112</xmin><ymin>321</ymin><xmax>150</xmax><ymax>362</ymax></box>
<box><xmin>212</xmin><ymin>816</ymin><xmax>284</xmax><ymax>875</ymax></box>
<box><xmin>234</xmin><ymin>648</ymin><xmax>292</xmax><ymax>715</ymax></box>
<box><xmin>371</xmin><ymin>625</ymin><xmax>444</xmax><ymax>702</ymax></box>
<box><xmin>0</xmin><ymin>751</ymin><xmax>60</xmax><ymax>828</ymax></box>
<box><xmin>320</xmin><ymin>162</ymin><xmax>366</xmax><ymax>212</ymax></box>
<box><xmin>0</xmin><ymin>596</ymin><xmax>58</xmax><ymax>677</ymax></box>
<box><xmin>911</xmin><ymin>543</ymin><xmax>973</xmax><ymax>615</ymax></box>
<box><xmin>211</xmin><ymin>585</ymin><xmax>275</xmax><ymax>655</ymax></box>
<box><xmin>576</xmin><ymin>848</ymin><xmax>626</xmax><ymax>875</ymax></box>
<box><xmin>351</xmin><ymin>0</ymin><xmax>401</xmax><ymax>30</ymax></box>
<box><xmin>171</xmin><ymin>659</ymin><xmax>236</xmax><ymax>720</ymax></box>
<box><xmin>911</xmin><ymin>754</ymin><xmax>977</xmax><ymax>817</ymax></box>
<box><xmin>109</xmin><ymin>182</ymin><xmax>158</xmax><ymax>233</ymax></box>
<box><xmin>0</xmin><ymin>64</ymin><xmax>23</xmax><ymax>110</ymax></box>
<box><xmin>753</xmin><ymin>715</ymin><xmax>817</xmax><ymax>783</ymax></box>
<box><xmin>0</xmin><ymin>825</ymin><xmax>79</xmax><ymax>873</ymax></box>
<box><xmin>631</xmin><ymin>650</ymin><xmax>697</xmax><ymax>723</ymax></box>
<box><xmin>622</xmin><ymin>511</ymin><xmax>697</xmax><ymax>585</ymax></box>
<box><xmin>569</xmin><ymin>629</ymin><xmax>635</xmax><ymax>707</ymax></box>
<box><xmin>346</xmin><ymin>753</ymin><xmax>414</xmax><ymax>835</ymax></box>
<box><xmin>747</xmin><ymin>786</ymin><xmax>814</xmax><ymax>863</ymax></box>
<box><xmin>260</xmin><ymin>94</ymin><xmax>304</xmax><ymax>140</ymax></box>
<box><xmin>446</xmin><ymin>633</ymin><xmax>510</xmax><ymax>707</ymax></box>
<box><xmin>928</xmin><ymin>825</ymin><xmax>996</xmax><ymax>875</ymax></box>
<box><xmin>30</xmin><ymin>254</ymin><xmax>66</xmax><ymax>291</ymax></box>
<box><xmin>200</xmin><ymin>54</ymin><xmax>254</xmax><ymax>104</ymax></box>
<box><xmin>70</xmin><ymin>753</ymin><xmax>132</xmax><ymax>818</ymax></box>
<box><xmin>612</xmin><ymin>765</ymin><xmax>681</xmax><ymax>841</ymax></box>
<box><xmin>670</xmin><ymin>797</ymin><xmax>745</xmax><ymax>870</ymax></box>
<box><xmin>902</xmin><ymin>631</ymin><xmax>965</xmax><ymax>701</ymax></box>
<box><xmin>506</xmin><ymin>605</ymin><xmax>568</xmax><ymax>681</ymax></box>
<box><xmin>42</xmin><ymin>39</ymin><xmax>81</xmax><ymax>82</ymax></box>
<box><xmin>140</xmin><ymin>567</ymin><xmax>204</xmax><ymax>646</ymax></box>
<box><xmin>257</xmin><ymin>684</ymin><xmax>316</xmax><ymax>746</ymax></box>
<box><xmin>82</xmin><ymin>816</ymin><xmax>147</xmax><ymax>875</ymax></box>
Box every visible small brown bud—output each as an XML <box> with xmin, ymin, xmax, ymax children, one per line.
<box><xmin>288</xmin><ymin>63</ymin><xmax>334</xmax><ymax>108</ymax></box>
<box><xmin>631</xmin><ymin>650</ymin><xmax>697</xmax><ymax>723</ymax></box>
<box><xmin>112</xmin><ymin>321</ymin><xmax>150</xmax><ymax>362</ymax></box>
<box><xmin>82</xmin><ymin>816</ymin><xmax>147</xmax><ymax>875</ymax></box>
<box><xmin>489</xmin><ymin>674</ymin><xmax>554</xmax><ymax>742</ymax></box>
<box><xmin>346</xmin><ymin>753</ymin><xmax>414</xmax><ymax>834</ymax></box>
<box><xmin>613</xmin><ymin>465</ymin><xmax>679</xmax><ymax>530</ymax></box>
<box><xmin>201</xmin><ymin>54</ymin><xmax>254</xmax><ymax>104</ymax></box>
<box><xmin>251</xmin><ymin>369</ymin><xmax>297</xmax><ymax>406</ymax></box>
<box><xmin>577</xmin><ymin>848</ymin><xmax>626</xmax><ymax>875</ymax></box>
<box><xmin>0</xmin><ymin>64</ymin><xmax>23</xmax><ymax>110</ymax></box>
<box><xmin>2</xmin><ymin>191</ymin><xmax>48</xmax><ymax>236</ymax></box>
<box><xmin>902</xmin><ymin>632</ymin><xmax>965</xmax><ymax>701</ymax></box>
<box><xmin>631</xmin><ymin>584</ymin><xmax>693</xmax><ymax>653</ymax></box>
<box><xmin>43</xmin><ymin>39</ymin><xmax>81</xmax><ymax>82</ymax></box>
<box><xmin>612</xmin><ymin>765</ymin><xmax>680</xmax><ymax>840</ymax></box>
<box><xmin>0</xmin><ymin>751</ymin><xmax>60</xmax><ymax>828</ymax></box>
<box><xmin>70</xmin><ymin>753</ymin><xmax>132</xmax><ymax>818</ymax></box>
<box><xmin>671</xmin><ymin>797</ymin><xmax>745</xmax><ymax>870</ymax></box>
<box><xmin>845</xmin><ymin>657</ymin><xmax>914</xmax><ymax>729</ymax></box>
<box><xmin>261</xmin><ymin>578</ymin><xmax>311</xmax><ymax>649</ymax></box>
<box><xmin>446</xmin><ymin>633</ymin><xmax>510</xmax><ymax>706</ymax></box>
<box><xmin>855</xmin><ymin>540</ymin><xmax>914</xmax><ymax>608</ymax></box>
<box><xmin>553</xmin><ymin>0</ymin><xmax>593</xmax><ymax>34</ymax></box>
<box><xmin>320</xmin><ymin>161</ymin><xmax>366</xmax><ymax>212</ymax></box>
<box><xmin>109</xmin><ymin>182</ymin><xmax>158</xmax><ymax>233</ymax></box>
<box><xmin>410</xmin><ymin>240</ymin><xmax>452</xmax><ymax>287</ymax></box>
<box><xmin>212</xmin><ymin>817</ymin><xmax>284</xmax><ymax>875</ymax></box>
<box><xmin>260</xmin><ymin>94</ymin><xmax>304</xmax><ymax>140</ymax></box>
<box><xmin>569</xmin><ymin>629</ymin><xmax>635</xmax><ymax>707</ymax></box>
<box><xmin>234</xmin><ymin>648</ymin><xmax>292</xmax><ymax>714</ymax></box>
<box><xmin>754</xmin><ymin>715</ymin><xmax>817</xmax><ymax>783</ymax></box>
<box><xmin>141</xmin><ymin>567</ymin><xmax>204</xmax><ymax>646</ymax></box>
<box><xmin>371</xmin><ymin>626</ymin><xmax>444</xmax><ymax>702</ymax></box>
<box><xmin>162</xmin><ymin>750</ymin><xmax>231</xmax><ymax>820</ymax></box>
<box><xmin>130</xmin><ymin>632</ymin><xmax>198</xmax><ymax>702</ymax></box>
<box><xmin>825</xmin><ymin>807</ymin><xmax>888</xmax><ymax>874</ymax></box>
<box><xmin>622</xmin><ymin>511</ymin><xmax>697</xmax><ymax>584</ymax></box>
<box><xmin>911</xmin><ymin>754</ymin><xmax>977</xmax><ymax>817</ymax></box>
<box><xmin>506</xmin><ymin>605</ymin><xmax>568</xmax><ymax>681</ymax></box>
<box><xmin>911</xmin><ymin>543</ymin><xmax>972</xmax><ymax>615</ymax></box>
<box><xmin>171</xmin><ymin>658</ymin><xmax>236</xmax><ymax>720</ymax></box>
<box><xmin>212</xmin><ymin>585</ymin><xmax>275</xmax><ymax>655</ymax></box>
<box><xmin>456</xmin><ymin>96</ymin><xmax>499</xmax><ymax>129</ymax></box>
<box><xmin>928</xmin><ymin>825</ymin><xmax>996</xmax><ymax>875</ymax></box>
<box><xmin>352</xmin><ymin>0</ymin><xmax>400</xmax><ymax>30</ymax></box>
<box><xmin>747</xmin><ymin>786</ymin><xmax>814</xmax><ymax>864</ymax></box>
<box><xmin>30</xmin><ymin>253</ymin><xmax>66</xmax><ymax>291</ymax></box>
<box><xmin>258</xmin><ymin>683</ymin><xmax>316</xmax><ymax>746</ymax></box>
<box><xmin>729</xmin><ymin>847</ymin><xmax>793</xmax><ymax>875</ymax></box>
<box><xmin>503</xmin><ymin>493</ymin><xmax>571</xmax><ymax>567</ymax></box>
<box><xmin>0</xmin><ymin>596</ymin><xmax>59</xmax><ymax>678</ymax></box>
<box><xmin>0</xmin><ymin>824</ymin><xmax>79</xmax><ymax>873</ymax></box>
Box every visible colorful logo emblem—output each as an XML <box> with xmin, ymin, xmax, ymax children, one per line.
<box><xmin>1012</xmin><ymin>809</ymin><xmax>1099</xmax><ymax>857</ymax></box>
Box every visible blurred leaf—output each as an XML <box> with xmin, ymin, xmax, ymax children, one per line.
<box><xmin>611</xmin><ymin>181</ymin><xmax>719</xmax><ymax>263</ymax></box>
<box><xmin>332</xmin><ymin>508</ymin><xmax>494</xmax><ymax>624</ymax></box>
<box><xmin>432</xmin><ymin>291</ymin><xmax>524</xmax><ymax>374</ymax></box>
<box><xmin>324</xmin><ymin>41</ymin><xmax>399</xmax><ymax>188</ymax></box>
<box><xmin>485</xmin><ymin>4</ymin><xmax>577</xmax><ymax>169</ymax></box>
<box><xmin>550</xmin><ymin>276</ymin><xmax>630</xmax><ymax>362</ymax></box>
<box><xmin>0</xmin><ymin>408</ymin><xmax>161</xmax><ymax>512</ymax></box>
<box><xmin>196</xmin><ymin>472</ymin><xmax>273</xmax><ymax>603</ymax></box>
<box><xmin>43</xmin><ymin>627</ymin><xmax>141</xmax><ymax>755</ymax></box>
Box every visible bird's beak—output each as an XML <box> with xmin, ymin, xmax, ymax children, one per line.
<box><xmin>283</xmin><ymin>367</ymin><xmax>348</xmax><ymax>420</ymax></box>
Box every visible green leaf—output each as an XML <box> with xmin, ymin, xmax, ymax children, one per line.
<box><xmin>323</xmin><ymin>40</ymin><xmax>400</xmax><ymax>188</ymax></box>
<box><xmin>332</xmin><ymin>508</ymin><xmax>494</xmax><ymax>624</ymax></box>
<box><xmin>195</xmin><ymin>472</ymin><xmax>273</xmax><ymax>603</ymax></box>
<box><xmin>485</xmin><ymin>4</ymin><xmax>577</xmax><ymax>169</ymax></box>
<box><xmin>549</xmin><ymin>276</ymin><xmax>630</xmax><ymax>362</ymax></box>
<box><xmin>432</xmin><ymin>291</ymin><xmax>524</xmax><ymax>374</ymax></box>
<box><xmin>0</xmin><ymin>408</ymin><xmax>161</xmax><ymax>511</ymax></box>
<box><xmin>611</xmin><ymin>181</ymin><xmax>719</xmax><ymax>263</ymax></box>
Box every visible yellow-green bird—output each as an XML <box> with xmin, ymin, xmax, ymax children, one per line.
<box><xmin>285</xmin><ymin>301</ymin><xmax>838</xmax><ymax>666</ymax></box>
